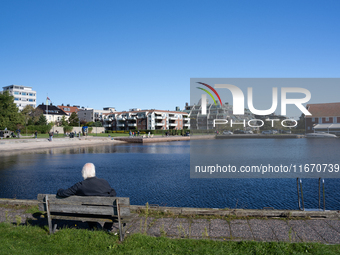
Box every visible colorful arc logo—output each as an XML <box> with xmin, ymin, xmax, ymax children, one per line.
<box><xmin>196</xmin><ymin>82</ymin><xmax>222</xmax><ymax>106</ymax></box>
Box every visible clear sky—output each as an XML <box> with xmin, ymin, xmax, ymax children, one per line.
<box><xmin>1</xmin><ymin>0</ymin><xmax>339</xmax><ymax>118</ymax></box>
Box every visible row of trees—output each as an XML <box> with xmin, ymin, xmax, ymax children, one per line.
<box><xmin>0</xmin><ymin>91</ymin><xmax>101</xmax><ymax>134</ymax></box>
<box><xmin>0</xmin><ymin>91</ymin><xmax>55</xmax><ymax>133</ymax></box>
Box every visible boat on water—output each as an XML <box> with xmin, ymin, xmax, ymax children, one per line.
<box><xmin>305</xmin><ymin>132</ymin><xmax>338</xmax><ymax>138</ymax></box>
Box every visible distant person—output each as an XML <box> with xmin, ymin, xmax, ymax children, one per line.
<box><xmin>0</xmin><ymin>130</ymin><xmax>3</xmax><ymax>139</ymax></box>
<box><xmin>35</xmin><ymin>131</ymin><xmax>38</xmax><ymax>139</ymax></box>
<box><xmin>49</xmin><ymin>131</ymin><xmax>53</xmax><ymax>141</ymax></box>
<box><xmin>57</xmin><ymin>163</ymin><xmax>117</xmax><ymax>230</ymax></box>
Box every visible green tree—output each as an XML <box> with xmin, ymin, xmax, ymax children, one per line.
<box><xmin>0</xmin><ymin>91</ymin><xmax>24</xmax><ymax>130</ymax></box>
<box><xmin>37</xmin><ymin>114</ymin><xmax>48</xmax><ymax>126</ymax></box>
<box><xmin>296</xmin><ymin>114</ymin><xmax>305</xmax><ymax>130</ymax></box>
<box><xmin>93</xmin><ymin>121</ymin><xmax>102</xmax><ymax>127</ymax></box>
<box><xmin>69</xmin><ymin>112</ymin><xmax>79</xmax><ymax>126</ymax></box>
<box><xmin>21</xmin><ymin>105</ymin><xmax>43</xmax><ymax>125</ymax></box>
<box><xmin>61</xmin><ymin>116</ymin><xmax>68</xmax><ymax>126</ymax></box>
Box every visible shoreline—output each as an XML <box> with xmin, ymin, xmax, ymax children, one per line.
<box><xmin>0</xmin><ymin>135</ymin><xmax>212</xmax><ymax>155</ymax></box>
<box><xmin>0</xmin><ymin>198</ymin><xmax>338</xmax><ymax>219</ymax></box>
<box><xmin>0</xmin><ymin>136</ymin><xmax>126</xmax><ymax>156</ymax></box>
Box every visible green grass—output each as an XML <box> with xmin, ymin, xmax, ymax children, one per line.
<box><xmin>0</xmin><ymin>204</ymin><xmax>40</xmax><ymax>214</ymax></box>
<box><xmin>1</xmin><ymin>223</ymin><xmax>340</xmax><ymax>255</ymax></box>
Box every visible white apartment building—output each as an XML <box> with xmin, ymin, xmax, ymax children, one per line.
<box><xmin>78</xmin><ymin>108</ymin><xmax>116</xmax><ymax>123</ymax></box>
<box><xmin>2</xmin><ymin>85</ymin><xmax>37</xmax><ymax>111</ymax></box>
<box><xmin>103</xmin><ymin>109</ymin><xmax>190</xmax><ymax>131</ymax></box>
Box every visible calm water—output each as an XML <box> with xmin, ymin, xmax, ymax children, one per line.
<box><xmin>0</xmin><ymin>139</ymin><xmax>340</xmax><ymax>210</ymax></box>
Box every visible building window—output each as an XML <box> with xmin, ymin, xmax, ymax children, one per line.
<box><xmin>312</xmin><ymin>118</ymin><xmax>315</xmax><ymax>122</ymax></box>
<box><xmin>326</xmin><ymin>117</ymin><xmax>329</xmax><ymax>121</ymax></box>
<box><xmin>14</xmin><ymin>91</ymin><xmax>19</xmax><ymax>95</ymax></box>
<box><xmin>22</xmin><ymin>92</ymin><xmax>27</xmax><ymax>96</ymax></box>
<box><xmin>14</xmin><ymin>98</ymin><xmax>19</xmax><ymax>101</ymax></box>
<box><xmin>308</xmin><ymin>126</ymin><xmax>310</xmax><ymax>130</ymax></box>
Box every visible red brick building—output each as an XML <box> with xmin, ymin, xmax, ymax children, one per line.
<box><xmin>305</xmin><ymin>102</ymin><xmax>340</xmax><ymax>134</ymax></box>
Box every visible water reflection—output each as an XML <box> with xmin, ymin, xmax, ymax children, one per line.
<box><xmin>0</xmin><ymin>140</ymin><xmax>339</xmax><ymax>210</ymax></box>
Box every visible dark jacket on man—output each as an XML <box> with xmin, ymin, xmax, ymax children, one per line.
<box><xmin>57</xmin><ymin>177</ymin><xmax>116</xmax><ymax>198</ymax></box>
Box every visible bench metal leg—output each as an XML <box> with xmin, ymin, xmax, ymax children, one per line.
<box><xmin>116</xmin><ymin>199</ymin><xmax>124</xmax><ymax>241</ymax></box>
<box><xmin>53</xmin><ymin>223</ymin><xmax>57</xmax><ymax>233</ymax></box>
<box><xmin>46</xmin><ymin>195</ymin><xmax>53</xmax><ymax>234</ymax></box>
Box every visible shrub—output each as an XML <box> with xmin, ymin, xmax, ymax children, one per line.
<box><xmin>63</xmin><ymin>126</ymin><xmax>73</xmax><ymax>133</ymax></box>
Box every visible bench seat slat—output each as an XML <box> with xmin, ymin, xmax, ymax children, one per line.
<box><xmin>50</xmin><ymin>215</ymin><xmax>134</xmax><ymax>223</ymax></box>
<box><xmin>39</xmin><ymin>203</ymin><xmax>130</xmax><ymax>216</ymax></box>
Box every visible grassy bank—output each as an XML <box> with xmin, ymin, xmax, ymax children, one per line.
<box><xmin>1</xmin><ymin>223</ymin><xmax>339</xmax><ymax>255</ymax></box>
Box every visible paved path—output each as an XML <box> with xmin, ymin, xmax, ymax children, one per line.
<box><xmin>122</xmin><ymin>216</ymin><xmax>340</xmax><ymax>244</ymax></box>
<box><xmin>1</xmin><ymin>206</ymin><xmax>340</xmax><ymax>244</ymax></box>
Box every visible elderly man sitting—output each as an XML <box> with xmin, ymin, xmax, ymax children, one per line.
<box><xmin>57</xmin><ymin>163</ymin><xmax>117</xmax><ymax>230</ymax></box>
<box><xmin>57</xmin><ymin>163</ymin><xmax>116</xmax><ymax>197</ymax></box>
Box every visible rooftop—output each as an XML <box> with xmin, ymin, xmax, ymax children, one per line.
<box><xmin>306</xmin><ymin>102</ymin><xmax>340</xmax><ymax>118</ymax></box>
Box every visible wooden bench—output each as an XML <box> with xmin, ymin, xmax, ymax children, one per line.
<box><xmin>37</xmin><ymin>194</ymin><xmax>132</xmax><ymax>241</ymax></box>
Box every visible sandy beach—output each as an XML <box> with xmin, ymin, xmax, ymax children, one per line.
<box><xmin>0</xmin><ymin>136</ymin><xmax>126</xmax><ymax>155</ymax></box>
<box><xmin>0</xmin><ymin>135</ymin><xmax>215</xmax><ymax>156</ymax></box>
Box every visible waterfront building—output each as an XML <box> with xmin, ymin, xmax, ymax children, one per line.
<box><xmin>1</xmin><ymin>85</ymin><xmax>37</xmax><ymax>111</ymax></box>
<box><xmin>36</xmin><ymin>103</ymin><xmax>68</xmax><ymax>124</ymax></box>
<box><xmin>57</xmin><ymin>104</ymin><xmax>80</xmax><ymax>116</ymax></box>
<box><xmin>78</xmin><ymin>108</ymin><xmax>115</xmax><ymax>123</ymax></box>
<box><xmin>103</xmin><ymin>109</ymin><xmax>190</xmax><ymax>131</ymax></box>
<box><xmin>188</xmin><ymin>100</ymin><xmax>255</xmax><ymax>131</ymax></box>
<box><xmin>305</xmin><ymin>102</ymin><xmax>340</xmax><ymax>135</ymax></box>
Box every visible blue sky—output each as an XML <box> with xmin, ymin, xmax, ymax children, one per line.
<box><xmin>1</xmin><ymin>0</ymin><xmax>339</xmax><ymax>118</ymax></box>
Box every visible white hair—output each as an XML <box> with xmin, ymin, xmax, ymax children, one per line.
<box><xmin>82</xmin><ymin>163</ymin><xmax>96</xmax><ymax>180</ymax></box>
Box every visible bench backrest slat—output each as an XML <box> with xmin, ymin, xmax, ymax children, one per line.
<box><xmin>37</xmin><ymin>194</ymin><xmax>130</xmax><ymax>217</ymax></box>
<box><xmin>37</xmin><ymin>194</ymin><xmax>130</xmax><ymax>205</ymax></box>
